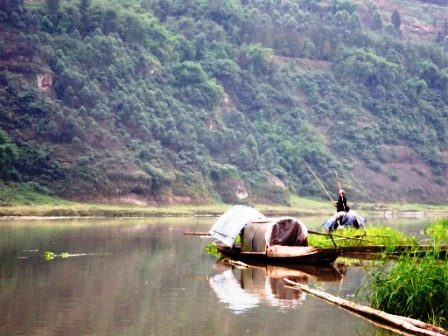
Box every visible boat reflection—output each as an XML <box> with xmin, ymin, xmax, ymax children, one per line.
<box><xmin>209</xmin><ymin>259</ymin><xmax>343</xmax><ymax>314</ymax></box>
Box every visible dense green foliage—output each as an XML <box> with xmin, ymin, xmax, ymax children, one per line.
<box><xmin>0</xmin><ymin>129</ymin><xmax>19</xmax><ymax>180</ymax></box>
<box><xmin>361</xmin><ymin>219</ymin><xmax>448</xmax><ymax>328</ymax></box>
<box><xmin>0</xmin><ymin>0</ymin><xmax>447</xmax><ymax>204</ymax></box>
<box><xmin>365</xmin><ymin>249</ymin><xmax>447</xmax><ymax>328</ymax></box>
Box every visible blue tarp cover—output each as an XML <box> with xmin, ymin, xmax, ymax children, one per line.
<box><xmin>322</xmin><ymin>210</ymin><xmax>367</xmax><ymax>231</ymax></box>
<box><xmin>209</xmin><ymin>205</ymin><xmax>266</xmax><ymax>247</ymax></box>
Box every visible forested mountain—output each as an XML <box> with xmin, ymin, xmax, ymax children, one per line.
<box><xmin>0</xmin><ymin>0</ymin><xmax>447</xmax><ymax>205</ymax></box>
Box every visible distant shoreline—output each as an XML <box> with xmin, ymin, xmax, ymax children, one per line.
<box><xmin>0</xmin><ymin>202</ymin><xmax>447</xmax><ymax>218</ymax></box>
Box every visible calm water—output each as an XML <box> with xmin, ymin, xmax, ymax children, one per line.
<box><xmin>0</xmin><ymin>214</ymin><xmax>438</xmax><ymax>336</ymax></box>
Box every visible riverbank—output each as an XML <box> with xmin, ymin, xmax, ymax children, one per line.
<box><xmin>0</xmin><ymin>195</ymin><xmax>447</xmax><ymax>218</ymax></box>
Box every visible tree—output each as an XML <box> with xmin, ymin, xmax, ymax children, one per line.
<box><xmin>0</xmin><ymin>129</ymin><xmax>19</xmax><ymax>180</ymax></box>
<box><xmin>238</xmin><ymin>43</ymin><xmax>275</xmax><ymax>76</ymax></box>
<box><xmin>102</xmin><ymin>8</ymin><xmax>118</xmax><ymax>35</ymax></box>
<box><xmin>46</xmin><ymin>0</ymin><xmax>60</xmax><ymax>15</ymax></box>
<box><xmin>350</xmin><ymin>12</ymin><xmax>362</xmax><ymax>30</ymax></box>
<box><xmin>0</xmin><ymin>0</ymin><xmax>24</xmax><ymax>23</ymax></box>
<box><xmin>418</xmin><ymin>60</ymin><xmax>442</xmax><ymax>88</ymax></box>
<box><xmin>405</xmin><ymin>77</ymin><xmax>427</xmax><ymax>101</ymax></box>
<box><xmin>334</xmin><ymin>10</ymin><xmax>350</xmax><ymax>29</ymax></box>
<box><xmin>79</xmin><ymin>0</ymin><xmax>90</xmax><ymax>16</ymax></box>
<box><xmin>172</xmin><ymin>61</ymin><xmax>207</xmax><ymax>86</ymax></box>
<box><xmin>78</xmin><ymin>0</ymin><xmax>91</xmax><ymax>35</ymax></box>
<box><xmin>391</xmin><ymin>9</ymin><xmax>401</xmax><ymax>34</ymax></box>
<box><xmin>370</xmin><ymin>10</ymin><xmax>383</xmax><ymax>31</ymax></box>
<box><xmin>385</xmin><ymin>23</ymin><xmax>397</xmax><ymax>37</ymax></box>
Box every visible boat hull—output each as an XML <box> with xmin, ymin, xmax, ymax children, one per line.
<box><xmin>214</xmin><ymin>241</ymin><xmax>341</xmax><ymax>265</ymax></box>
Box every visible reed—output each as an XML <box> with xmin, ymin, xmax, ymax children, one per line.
<box><xmin>360</xmin><ymin>222</ymin><xmax>448</xmax><ymax>329</ymax></box>
<box><xmin>362</xmin><ymin>249</ymin><xmax>448</xmax><ymax>328</ymax></box>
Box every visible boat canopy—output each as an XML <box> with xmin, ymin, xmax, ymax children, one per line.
<box><xmin>209</xmin><ymin>205</ymin><xmax>266</xmax><ymax>247</ymax></box>
<box><xmin>242</xmin><ymin>217</ymin><xmax>308</xmax><ymax>253</ymax></box>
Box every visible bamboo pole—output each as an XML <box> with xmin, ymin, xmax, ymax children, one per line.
<box><xmin>308</xmin><ymin>230</ymin><xmax>391</xmax><ymax>239</ymax></box>
<box><xmin>308</xmin><ymin>230</ymin><xmax>331</xmax><ymax>236</ymax></box>
<box><xmin>331</xmin><ymin>237</ymin><xmax>374</xmax><ymax>243</ymax></box>
<box><xmin>309</xmin><ymin>230</ymin><xmax>372</xmax><ymax>242</ymax></box>
<box><xmin>183</xmin><ymin>232</ymin><xmax>211</xmax><ymax>236</ymax></box>
<box><xmin>284</xmin><ymin>279</ymin><xmax>448</xmax><ymax>336</ymax></box>
<box><xmin>302</xmin><ymin>158</ymin><xmax>335</xmax><ymax>203</ymax></box>
<box><xmin>335</xmin><ymin>171</ymin><xmax>342</xmax><ymax>190</ymax></box>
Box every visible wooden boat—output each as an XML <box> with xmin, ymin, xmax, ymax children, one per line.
<box><xmin>214</xmin><ymin>240</ymin><xmax>342</xmax><ymax>265</ymax></box>
<box><xmin>208</xmin><ymin>205</ymin><xmax>341</xmax><ymax>265</ymax></box>
<box><xmin>206</xmin><ymin>206</ymin><xmax>445</xmax><ymax>264</ymax></box>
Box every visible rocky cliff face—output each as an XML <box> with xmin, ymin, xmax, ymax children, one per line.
<box><xmin>36</xmin><ymin>73</ymin><xmax>55</xmax><ymax>98</ymax></box>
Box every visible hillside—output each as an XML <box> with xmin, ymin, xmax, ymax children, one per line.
<box><xmin>0</xmin><ymin>0</ymin><xmax>447</xmax><ymax>205</ymax></box>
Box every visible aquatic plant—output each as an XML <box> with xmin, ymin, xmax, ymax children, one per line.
<box><xmin>44</xmin><ymin>251</ymin><xmax>74</xmax><ymax>260</ymax></box>
<box><xmin>206</xmin><ymin>235</ymin><xmax>241</xmax><ymax>258</ymax></box>
<box><xmin>205</xmin><ymin>243</ymin><xmax>220</xmax><ymax>257</ymax></box>
<box><xmin>423</xmin><ymin>218</ymin><xmax>448</xmax><ymax>243</ymax></box>
<box><xmin>44</xmin><ymin>251</ymin><xmax>55</xmax><ymax>261</ymax></box>
<box><xmin>362</xmin><ymin>249</ymin><xmax>448</xmax><ymax>328</ymax></box>
<box><xmin>307</xmin><ymin>226</ymin><xmax>417</xmax><ymax>248</ymax></box>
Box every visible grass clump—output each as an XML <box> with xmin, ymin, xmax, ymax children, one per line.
<box><xmin>363</xmin><ymin>250</ymin><xmax>447</xmax><ymax>328</ymax></box>
<box><xmin>0</xmin><ymin>182</ymin><xmax>72</xmax><ymax>206</ymax></box>
<box><xmin>423</xmin><ymin>218</ymin><xmax>448</xmax><ymax>244</ymax></box>
<box><xmin>307</xmin><ymin>226</ymin><xmax>417</xmax><ymax>248</ymax></box>
<box><xmin>360</xmin><ymin>219</ymin><xmax>448</xmax><ymax>328</ymax></box>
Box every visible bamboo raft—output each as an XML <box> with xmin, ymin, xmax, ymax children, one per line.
<box><xmin>284</xmin><ymin>278</ymin><xmax>448</xmax><ymax>336</ymax></box>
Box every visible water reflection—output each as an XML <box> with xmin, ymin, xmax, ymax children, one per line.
<box><xmin>209</xmin><ymin>260</ymin><xmax>343</xmax><ymax>314</ymax></box>
<box><xmin>0</xmin><ymin>216</ymin><xmax>436</xmax><ymax>336</ymax></box>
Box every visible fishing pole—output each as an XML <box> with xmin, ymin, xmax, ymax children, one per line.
<box><xmin>301</xmin><ymin>158</ymin><xmax>335</xmax><ymax>203</ymax></box>
<box><xmin>335</xmin><ymin>172</ymin><xmax>342</xmax><ymax>191</ymax></box>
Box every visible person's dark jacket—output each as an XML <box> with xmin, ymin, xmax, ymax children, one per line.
<box><xmin>335</xmin><ymin>196</ymin><xmax>347</xmax><ymax>212</ymax></box>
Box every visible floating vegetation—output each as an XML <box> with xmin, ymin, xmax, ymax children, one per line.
<box><xmin>205</xmin><ymin>243</ymin><xmax>220</xmax><ymax>257</ymax></box>
<box><xmin>44</xmin><ymin>251</ymin><xmax>97</xmax><ymax>261</ymax></box>
<box><xmin>44</xmin><ymin>251</ymin><xmax>69</xmax><ymax>261</ymax></box>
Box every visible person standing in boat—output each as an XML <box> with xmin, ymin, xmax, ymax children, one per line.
<box><xmin>333</xmin><ymin>189</ymin><xmax>347</xmax><ymax>212</ymax></box>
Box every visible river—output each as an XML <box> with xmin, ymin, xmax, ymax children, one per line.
<box><xmin>0</xmin><ymin>213</ymin><xmax>439</xmax><ymax>336</ymax></box>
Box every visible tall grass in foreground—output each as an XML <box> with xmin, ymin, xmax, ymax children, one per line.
<box><xmin>363</xmin><ymin>250</ymin><xmax>447</xmax><ymax>328</ymax></box>
<box><xmin>361</xmin><ymin>220</ymin><xmax>448</xmax><ymax>328</ymax></box>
